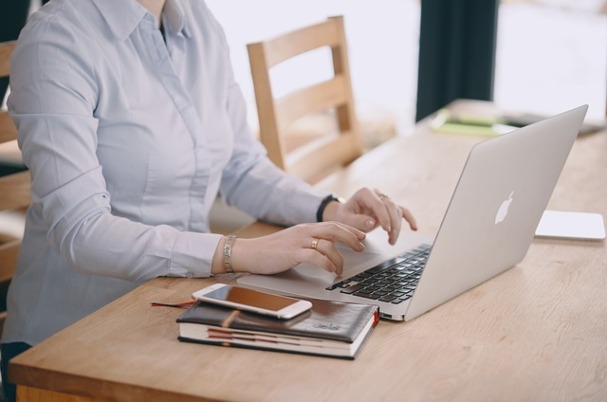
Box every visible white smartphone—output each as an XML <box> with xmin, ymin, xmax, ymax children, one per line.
<box><xmin>192</xmin><ymin>284</ymin><xmax>312</xmax><ymax>319</ymax></box>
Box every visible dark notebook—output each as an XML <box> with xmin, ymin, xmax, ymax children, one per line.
<box><xmin>177</xmin><ymin>298</ymin><xmax>379</xmax><ymax>359</ymax></box>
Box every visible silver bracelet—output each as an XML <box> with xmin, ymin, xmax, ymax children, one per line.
<box><xmin>222</xmin><ymin>235</ymin><xmax>237</xmax><ymax>274</ymax></box>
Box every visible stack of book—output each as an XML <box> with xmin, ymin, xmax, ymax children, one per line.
<box><xmin>177</xmin><ymin>298</ymin><xmax>379</xmax><ymax>359</ymax></box>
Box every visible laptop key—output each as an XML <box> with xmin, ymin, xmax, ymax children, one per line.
<box><xmin>379</xmin><ymin>295</ymin><xmax>398</xmax><ymax>302</ymax></box>
<box><xmin>353</xmin><ymin>292</ymin><xmax>381</xmax><ymax>300</ymax></box>
<box><xmin>397</xmin><ymin>294</ymin><xmax>412</xmax><ymax>302</ymax></box>
<box><xmin>340</xmin><ymin>284</ymin><xmax>365</xmax><ymax>294</ymax></box>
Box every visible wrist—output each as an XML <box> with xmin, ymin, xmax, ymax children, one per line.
<box><xmin>316</xmin><ymin>194</ymin><xmax>345</xmax><ymax>222</ymax></box>
<box><xmin>322</xmin><ymin>200</ymin><xmax>343</xmax><ymax>222</ymax></box>
<box><xmin>222</xmin><ymin>235</ymin><xmax>237</xmax><ymax>274</ymax></box>
<box><xmin>211</xmin><ymin>235</ymin><xmax>239</xmax><ymax>275</ymax></box>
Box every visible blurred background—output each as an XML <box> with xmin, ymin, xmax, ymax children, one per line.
<box><xmin>206</xmin><ymin>0</ymin><xmax>607</xmax><ymax>140</ymax></box>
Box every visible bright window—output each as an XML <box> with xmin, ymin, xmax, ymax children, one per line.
<box><xmin>495</xmin><ymin>0</ymin><xmax>607</xmax><ymax>122</ymax></box>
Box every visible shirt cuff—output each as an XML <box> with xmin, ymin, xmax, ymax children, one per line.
<box><xmin>169</xmin><ymin>231</ymin><xmax>223</xmax><ymax>277</ymax></box>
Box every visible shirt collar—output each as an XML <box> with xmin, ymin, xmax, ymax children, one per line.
<box><xmin>92</xmin><ymin>0</ymin><xmax>190</xmax><ymax>41</ymax></box>
<box><xmin>163</xmin><ymin>0</ymin><xmax>191</xmax><ymax>38</ymax></box>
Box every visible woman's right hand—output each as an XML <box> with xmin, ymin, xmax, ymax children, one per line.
<box><xmin>212</xmin><ymin>222</ymin><xmax>366</xmax><ymax>276</ymax></box>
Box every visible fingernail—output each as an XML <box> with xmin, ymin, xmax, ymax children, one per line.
<box><xmin>365</xmin><ymin>219</ymin><xmax>375</xmax><ymax>229</ymax></box>
<box><xmin>358</xmin><ymin>242</ymin><xmax>365</xmax><ymax>251</ymax></box>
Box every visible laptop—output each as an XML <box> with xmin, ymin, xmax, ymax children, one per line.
<box><xmin>238</xmin><ymin>105</ymin><xmax>588</xmax><ymax>321</ymax></box>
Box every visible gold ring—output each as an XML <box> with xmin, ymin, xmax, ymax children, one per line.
<box><xmin>311</xmin><ymin>238</ymin><xmax>320</xmax><ymax>250</ymax></box>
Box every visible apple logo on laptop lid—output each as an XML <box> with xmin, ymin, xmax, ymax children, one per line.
<box><xmin>495</xmin><ymin>191</ymin><xmax>514</xmax><ymax>224</ymax></box>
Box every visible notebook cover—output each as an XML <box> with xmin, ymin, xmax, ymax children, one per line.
<box><xmin>177</xmin><ymin>298</ymin><xmax>378</xmax><ymax>343</ymax></box>
<box><xmin>176</xmin><ymin>327</ymin><xmax>375</xmax><ymax>360</ymax></box>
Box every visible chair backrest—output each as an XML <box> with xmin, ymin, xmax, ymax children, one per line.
<box><xmin>0</xmin><ymin>40</ymin><xmax>30</xmax><ymax>334</ymax></box>
<box><xmin>0</xmin><ymin>41</ymin><xmax>18</xmax><ymax>144</ymax></box>
<box><xmin>247</xmin><ymin>16</ymin><xmax>364</xmax><ymax>184</ymax></box>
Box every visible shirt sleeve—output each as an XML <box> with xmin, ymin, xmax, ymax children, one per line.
<box><xmin>220</xmin><ymin>82</ymin><xmax>328</xmax><ymax>226</ymax></box>
<box><xmin>212</xmin><ymin>23</ymin><xmax>328</xmax><ymax>225</ymax></box>
<box><xmin>9</xmin><ymin>19</ymin><xmax>219</xmax><ymax>282</ymax></box>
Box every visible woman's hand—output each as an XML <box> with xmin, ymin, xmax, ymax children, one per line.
<box><xmin>322</xmin><ymin>188</ymin><xmax>417</xmax><ymax>245</ymax></box>
<box><xmin>212</xmin><ymin>222</ymin><xmax>366</xmax><ymax>275</ymax></box>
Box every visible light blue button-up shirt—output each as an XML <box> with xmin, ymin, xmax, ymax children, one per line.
<box><xmin>3</xmin><ymin>0</ymin><xmax>327</xmax><ymax>345</ymax></box>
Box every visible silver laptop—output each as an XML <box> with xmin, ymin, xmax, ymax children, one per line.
<box><xmin>238</xmin><ymin>105</ymin><xmax>588</xmax><ymax>321</ymax></box>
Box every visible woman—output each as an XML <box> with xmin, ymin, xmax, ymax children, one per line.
<box><xmin>1</xmin><ymin>0</ymin><xmax>416</xmax><ymax>400</ymax></box>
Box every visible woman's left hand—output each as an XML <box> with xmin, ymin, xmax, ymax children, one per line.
<box><xmin>322</xmin><ymin>188</ymin><xmax>417</xmax><ymax>245</ymax></box>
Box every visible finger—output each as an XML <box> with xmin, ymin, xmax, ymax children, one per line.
<box><xmin>368</xmin><ymin>191</ymin><xmax>392</xmax><ymax>234</ymax></box>
<box><xmin>339</xmin><ymin>212</ymin><xmax>378</xmax><ymax>233</ymax></box>
<box><xmin>314</xmin><ymin>239</ymin><xmax>344</xmax><ymax>274</ymax></box>
<box><xmin>401</xmin><ymin>206</ymin><xmax>418</xmax><ymax>231</ymax></box>
<box><xmin>378</xmin><ymin>197</ymin><xmax>402</xmax><ymax>245</ymax></box>
<box><xmin>374</xmin><ymin>189</ymin><xmax>388</xmax><ymax>200</ymax></box>
<box><xmin>298</xmin><ymin>248</ymin><xmax>341</xmax><ymax>274</ymax></box>
<box><xmin>309</xmin><ymin>221</ymin><xmax>365</xmax><ymax>243</ymax></box>
<box><xmin>340</xmin><ymin>222</ymin><xmax>367</xmax><ymax>240</ymax></box>
<box><xmin>386</xmin><ymin>201</ymin><xmax>402</xmax><ymax>245</ymax></box>
<box><xmin>373</xmin><ymin>190</ymin><xmax>400</xmax><ymax>234</ymax></box>
<box><xmin>310</xmin><ymin>222</ymin><xmax>365</xmax><ymax>251</ymax></box>
<box><xmin>374</xmin><ymin>189</ymin><xmax>418</xmax><ymax>238</ymax></box>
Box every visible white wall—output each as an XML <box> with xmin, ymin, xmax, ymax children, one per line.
<box><xmin>205</xmin><ymin>0</ymin><xmax>421</xmax><ymax>135</ymax></box>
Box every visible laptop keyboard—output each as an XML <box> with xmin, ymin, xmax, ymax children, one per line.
<box><xmin>326</xmin><ymin>244</ymin><xmax>432</xmax><ymax>304</ymax></box>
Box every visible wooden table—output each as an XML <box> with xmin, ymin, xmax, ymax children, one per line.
<box><xmin>10</xmin><ymin>101</ymin><xmax>607</xmax><ymax>401</ymax></box>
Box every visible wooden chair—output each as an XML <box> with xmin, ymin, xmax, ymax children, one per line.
<box><xmin>0</xmin><ymin>40</ymin><xmax>30</xmax><ymax>334</ymax></box>
<box><xmin>247</xmin><ymin>16</ymin><xmax>365</xmax><ymax>184</ymax></box>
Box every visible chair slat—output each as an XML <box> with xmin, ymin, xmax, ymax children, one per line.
<box><xmin>0</xmin><ymin>238</ymin><xmax>20</xmax><ymax>282</ymax></box>
<box><xmin>0</xmin><ymin>112</ymin><xmax>18</xmax><ymax>144</ymax></box>
<box><xmin>263</xmin><ymin>21</ymin><xmax>340</xmax><ymax>68</ymax></box>
<box><xmin>0</xmin><ymin>41</ymin><xmax>16</xmax><ymax>77</ymax></box>
<box><xmin>275</xmin><ymin>77</ymin><xmax>348</xmax><ymax>132</ymax></box>
<box><xmin>288</xmin><ymin>133</ymin><xmax>360</xmax><ymax>184</ymax></box>
<box><xmin>0</xmin><ymin>171</ymin><xmax>31</xmax><ymax>210</ymax></box>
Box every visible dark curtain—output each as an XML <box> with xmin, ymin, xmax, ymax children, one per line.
<box><xmin>416</xmin><ymin>0</ymin><xmax>499</xmax><ymax>121</ymax></box>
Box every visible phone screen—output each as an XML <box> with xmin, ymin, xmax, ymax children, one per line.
<box><xmin>203</xmin><ymin>286</ymin><xmax>298</xmax><ymax>311</ymax></box>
